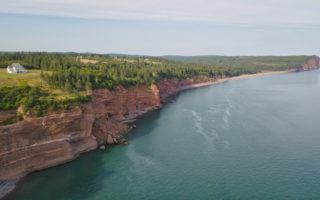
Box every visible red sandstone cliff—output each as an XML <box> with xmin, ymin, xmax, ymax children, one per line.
<box><xmin>90</xmin><ymin>85</ymin><xmax>161</xmax><ymax>144</ymax></box>
<box><xmin>0</xmin><ymin>107</ymin><xmax>96</xmax><ymax>180</ymax></box>
<box><xmin>0</xmin><ymin>85</ymin><xmax>163</xmax><ymax>180</ymax></box>
<box><xmin>0</xmin><ymin>77</ymin><xmax>216</xmax><ymax>181</ymax></box>
<box><xmin>0</xmin><ymin>56</ymin><xmax>319</xmax><ymax>198</ymax></box>
<box><xmin>296</xmin><ymin>56</ymin><xmax>320</xmax><ymax>71</ymax></box>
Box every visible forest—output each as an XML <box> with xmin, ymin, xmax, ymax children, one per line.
<box><xmin>0</xmin><ymin>85</ymin><xmax>89</xmax><ymax>118</ymax></box>
<box><xmin>0</xmin><ymin>52</ymin><xmax>312</xmax><ymax>115</ymax></box>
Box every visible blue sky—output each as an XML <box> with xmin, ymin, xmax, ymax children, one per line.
<box><xmin>0</xmin><ymin>0</ymin><xmax>320</xmax><ymax>56</ymax></box>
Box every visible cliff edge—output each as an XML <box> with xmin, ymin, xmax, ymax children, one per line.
<box><xmin>0</xmin><ymin>56</ymin><xmax>319</xmax><ymax>198</ymax></box>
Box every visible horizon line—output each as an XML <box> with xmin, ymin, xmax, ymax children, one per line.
<box><xmin>0</xmin><ymin>50</ymin><xmax>317</xmax><ymax>58</ymax></box>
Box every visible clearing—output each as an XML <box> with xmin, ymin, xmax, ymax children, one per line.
<box><xmin>0</xmin><ymin>69</ymin><xmax>85</xmax><ymax>100</ymax></box>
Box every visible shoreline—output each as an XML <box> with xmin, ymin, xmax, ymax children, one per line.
<box><xmin>179</xmin><ymin>70</ymin><xmax>289</xmax><ymax>91</ymax></box>
<box><xmin>0</xmin><ymin>70</ymin><xmax>291</xmax><ymax>200</ymax></box>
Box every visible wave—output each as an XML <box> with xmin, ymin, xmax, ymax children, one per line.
<box><xmin>189</xmin><ymin>109</ymin><xmax>218</xmax><ymax>148</ymax></box>
<box><xmin>222</xmin><ymin>95</ymin><xmax>232</xmax><ymax>129</ymax></box>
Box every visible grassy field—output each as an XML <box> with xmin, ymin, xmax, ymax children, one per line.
<box><xmin>0</xmin><ymin>69</ymin><xmax>84</xmax><ymax>100</ymax></box>
<box><xmin>0</xmin><ymin>69</ymin><xmax>43</xmax><ymax>87</ymax></box>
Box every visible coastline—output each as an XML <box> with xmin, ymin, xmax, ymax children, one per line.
<box><xmin>180</xmin><ymin>70</ymin><xmax>288</xmax><ymax>91</ymax></box>
<box><xmin>0</xmin><ymin>69</ymin><xmax>294</xmax><ymax>200</ymax></box>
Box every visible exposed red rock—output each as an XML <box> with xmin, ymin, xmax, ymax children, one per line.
<box><xmin>296</xmin><ymin>56</ymin><xmax>320</xmax><ymax>71</ymax></box>
<box><xmin>0</xmin><ymin>80</ymin><xmax>204</xmax><ymax>181</ymax></box>
<box><xmin>90</xmin><ymin>85</ymin><xmax>161</xmax><ymax>144</ymax></box>
<box><xmin>0</xmin><ymin>84</ymin><xmax>163</xmax><ymax>181</ymax></box>
<box><xmin>156</xmin><ymin>76</ymin><xmax>217</xmax><ymax>102</ymax></box>
<box><xmin>0</xmin><ymin>107</ymin><xmax>96</xmax><ymax>180</ymax></box>
<box><xmin>0</xmin><ymin>56</ymin><xmax>319</xmax><ymax>198</ymax></box>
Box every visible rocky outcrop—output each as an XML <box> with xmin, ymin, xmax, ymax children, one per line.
<box><xmin>0</xmin><ymin>78</ymin><xmax>209</xmax><ymax>182</ymax></box>
<box><xmin>90</xmin><ymin>85</ymin><xmax>161</xmax><ymax>144</ymax></box>
<box><xmin>0</xmin><ymin>107</ymin><xmax>97</xmax><ymax>180</ymax></box>
<box><xmin>0</xmin><ymin>85</ymin><xmax>164</xmax><ymax>180</ymax></box>
<box><xmin>0</xmin><ymin>56</ymin><xmax>319</xmax><ymax>198</ymax></box>
<box><xmin>157</xmin><ymin>76</ymin><xmax>219</xmax><ymax>102</ymax></box>
<box><xmin>296</xmin><ymin>56</ymin><xmax>320</xmax><ymax>72</ymax></box>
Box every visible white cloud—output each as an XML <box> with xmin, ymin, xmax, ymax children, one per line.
<box><xmin>1</xmin><ymin>0</ymin><xmax>320</xmax><ymax>26</ymax></box>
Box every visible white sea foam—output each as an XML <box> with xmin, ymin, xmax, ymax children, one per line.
<box><xmin>190</xmin><ymin>110</ymin><xmax>204</xmax><ymax>133</ymax></box>
<box><xmin>222</xmin><ymin>95</ymin><xmax>233</xmax><ymax>129</ymax></box>
<box><xmin>190</xmin><ymin>110</ymin><xmax>217</xmax><ymax>147</ymax></box>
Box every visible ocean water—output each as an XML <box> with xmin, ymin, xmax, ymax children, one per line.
<box><xmin>5</xmin><ymin>70</ymin><xmax>320</xmax><ymax>200</ymax></box>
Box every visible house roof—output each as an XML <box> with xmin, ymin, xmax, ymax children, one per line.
<box><xmin>7</xmin><ymin>63</ymin><xmax>27</xmax><ymax>72</ymax></box>
<box><xmin>10</xmin><ymin>63</ymin><xmax>23</xmax><ymax>68</ymax></box>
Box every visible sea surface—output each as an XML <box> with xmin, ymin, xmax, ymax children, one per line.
<box><xmin>5</xmin><ymin>70</ymin><xmax>320</xmax><ymax>200</ymax></box>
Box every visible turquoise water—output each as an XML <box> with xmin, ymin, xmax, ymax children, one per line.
<box><xmin>6</xmin><ymin>71</ymin><xmax>320</xmax><ymax>200</ymax></box>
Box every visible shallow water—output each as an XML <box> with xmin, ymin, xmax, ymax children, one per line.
<box><xmin>6</xmin><ymin>70</ymin><xmax>320</xmax><ymax>200</ymax></box>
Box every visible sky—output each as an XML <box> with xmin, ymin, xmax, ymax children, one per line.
<box><xmin>0</xmin><ymin>0</ymin><xmax>320</xmax><ymax>56</ymax></box>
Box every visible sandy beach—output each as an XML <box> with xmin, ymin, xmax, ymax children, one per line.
<box><xmin>180</xmin><ymin>70</ymin><xmax>289</xmax><ymax>91</ymax></box>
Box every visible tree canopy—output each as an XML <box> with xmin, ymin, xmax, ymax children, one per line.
<box><xmin>0</xmin><ymin>52</ymin><xmax>312</xmax><ymax>115</ymax></box>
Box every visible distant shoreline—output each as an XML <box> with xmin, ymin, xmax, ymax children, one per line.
<box><xmin>0</xmin><ymin>70</ymin><xmax>298</xmax><ymax>200</ymax></box>
<box><xmin>180</xmin><ymin>70</ymin><xmax>289</xmax><ymax>92</ymax></box>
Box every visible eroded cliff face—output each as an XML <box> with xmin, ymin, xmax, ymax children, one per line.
<box><xmin>0</xmin><ymin>56</ymin><xmax>319</xmax><ymax>189</ymax></box>
<box><xmin>0</xmin><ymin>107</ymin><xmax>97</xmax><ymax>180</ymax></box>
<box><xmin>0</xmin><ymin>84</ymin><xmax>165</xmax><ymax>181</ymax></box>
<box><xmin>0</xmin><ymin>77</ymin><xmax>212</xmax><ymax>181</ymax></box>
<box><xmin>90</xmin><ymin>85</ymin><xmax>161</xmax><ymax>144</ymax></box>
<box><xmin>296</xmin><ymin>56</ymin><xmax>320</xmax><ymax>71</ymax></box>
<box><xmin>156</xmin><ymin>76</ymin><xmax>216</xmax><ymax>102</ymax></box>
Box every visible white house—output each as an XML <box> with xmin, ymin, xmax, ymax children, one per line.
<box><xmin>7</xmin><ymin>63</ymin><xmax>27</xmax><ymax>74</ymax></box>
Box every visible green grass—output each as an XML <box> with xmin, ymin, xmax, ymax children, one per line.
<box><xmin>0</xmin><ymin>69</ymin><xmax>85</xmax><ymax>101</ymax></box>
<box><xmin>0</xmin><ymin>69</ymin><xmax>43</xmax><ymax>87</ymax></box>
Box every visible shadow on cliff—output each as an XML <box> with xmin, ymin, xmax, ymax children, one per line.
<box><xmin>4</xmin><ymin>107</ymin><xmax>163</xmax><ymax>200</ymax></box>
<box><xmin>4</xmin><ymin>150</ymin><xmax>112</xmax><ymax>200</ymax></box>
